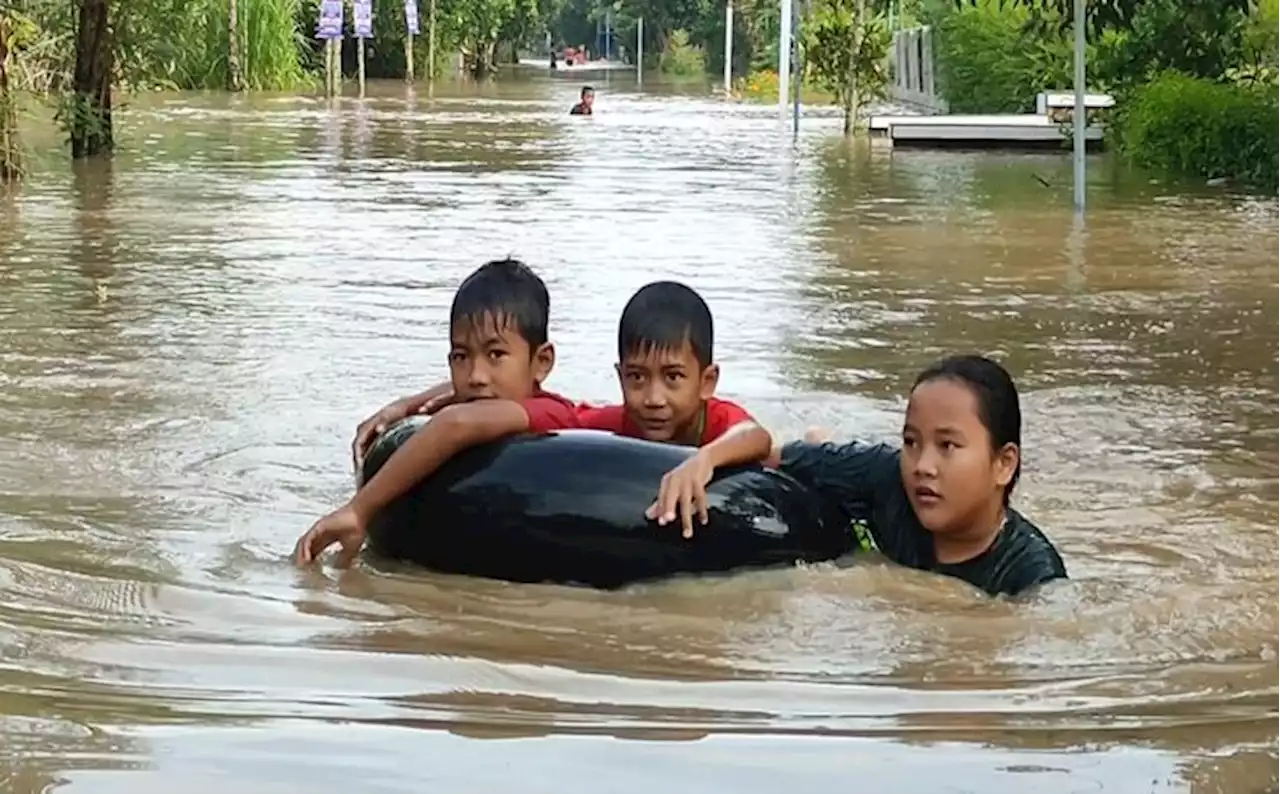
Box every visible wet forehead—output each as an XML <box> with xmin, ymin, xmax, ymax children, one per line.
<box><xmin>621</xmin><ymin>342</ymin><xmax>699</xmax><ymax>371</ymax></box>
<box><xmin>905</xmin><ymin>379</ymin><xmax>983</xmax><ymax>433</ymax></box>
<box><xmin>451</xmin><ymin>313</ymin><xmax>522</xmax><ymax>349</ymax></box>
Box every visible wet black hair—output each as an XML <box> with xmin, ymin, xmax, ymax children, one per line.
<box><xmin>450</xmin><ymin>257</ymin><xmax>549</xmax><ymax>350</ymax></box>
<box><xmin>912</xmin><ymin>354</ymin><xmax>1022</xmax><ymax>504</ymax></box>
<box><xmin>617</xmin><ymin>281</ymin><xmax>714</xmax><ymax>369</ymax></box>
<box><xmin>581</xmin><ymin>85</ymin><xmax>594</xmax><ymax>96</ymax></box>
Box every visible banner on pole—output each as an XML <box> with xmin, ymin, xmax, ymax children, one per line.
<box><xmin>317</xmin><ymin>0</ymin><xmax>343</xmax><ymax>39</ymax></box>
<box><xmin>354</xmin><ymin>0</ymin><xmax>373</xmax><ymax>39</ymax></box>
<box><xmin>404</xmin><ymin>0</ymin><xmax>421</xmax><ymax>35</ymax></box>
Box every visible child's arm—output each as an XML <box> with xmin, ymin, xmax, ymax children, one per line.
<box><xmin>696</xmin><ymin>420</ymin><xmax>772</xmax><ymax>469</ymax></box>
<box><xmin>647</xmin><ymin>419</ymin><xmax>774</xmax><ymax>539</ymax></box>
<box><xmin>298</xmin><ymin>399</ymin><xmax>534</xmax><ymax>566</ymax></box>
<box><xmin>763</xmin><ymin>426</ymin><xmax>833</xmax><ymax>468</ymax></box>
<box><xmin>351</xmin><ymin>381</ymin><xmax>456</xmax><ymax>467</ymax></box>
<box><xmin>352</xmin><ymin>399</ymin><xmax>532</xmax><ymax>517</ymax></box>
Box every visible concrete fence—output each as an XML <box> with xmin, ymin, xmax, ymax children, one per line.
<box><xmin>890</xmin><ymin>26</ymin><xmax>947</xmax><ymax>114</ymax></box>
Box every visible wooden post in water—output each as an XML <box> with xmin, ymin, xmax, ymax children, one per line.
<box><xmin>325</xmin><ymin>38</ymin><xmax>332</xmax><ymax>95</ymax></box>
<box><xmin>353</xmin><ymin>0</ymin><xmax>371</xmax><ymax>98</ymax></box>
<box><xmin>403</xmin><ymin>0</ymin><xmax>419</xmax><ymax>81</ymax></box>
<box><xmin>332</xmin><ymin>39</ymin><xmax>342</xmax><ymax>96</ymax></box>
<box><xmin>357</xmin><ymin>37</ymin><xmax>366</xmax><ymax>97</ymax></box>
<box><xmin>317</xmin><ymin>0</ymin><xmax>341</xmax><ymax>97</ymax></box>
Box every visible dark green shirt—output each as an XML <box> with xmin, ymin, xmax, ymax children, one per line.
<box><xmin>779</xmin><ymin>441</ymin><xmax>1068</xmax><ymax>597</ymax></box>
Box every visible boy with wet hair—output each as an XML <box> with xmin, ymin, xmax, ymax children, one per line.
<box><xmin>577</xmin><ymin>281</ymin><xmax>774</xmax><ymax>537</ymax></box>
<box><xmin>341</xmin><ymin>278</ymin><xmax>772</xmax><ymax>547</ymax></box>
<box><xmin>570</xmin><ymin>85</ymin><xmax>594</xmax><ymax>115</ymax></box>
<box><xmin>294</xmin><ymin>257</ymin><xmax>579</xmax><ymax>566</ymax></box>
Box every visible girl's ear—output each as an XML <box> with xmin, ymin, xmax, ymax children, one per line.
<box><xmin>993</xmin><ymin>442</ymin><xmax>1019</xmax><ymax>489</ymax></box>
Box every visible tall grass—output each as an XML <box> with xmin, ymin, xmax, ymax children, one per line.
<box><xmin>150</xmin><ymin>0</ymin><xmax>309</xmax><ymax>90</ymax></box>
<box><xmin>9</xmin><ymin>0</ymin><xmax>308</xmax><ymax>94</ymax></box>
<box><xmin>7</xmin><ymin>1</ymin><xmax>76</xmax><ymax>94</ymax></box>
<box><xmin>224</xmin><ymin>0</ymin><xmax>311</xmax><ymax>90</ymax></box>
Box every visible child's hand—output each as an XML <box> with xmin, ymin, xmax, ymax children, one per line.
<box><xmin>418</xmin><ymin>388</ymin><xmax>457</xmax><ymax>415</ymax></box>
<box><xmin>293</xmin><ymin>503</ymin><xmax>367</xmax><ymax>567</ymax></box>
<box><xmin>352</xmin><ymin>401</ymin><xmax>416</xmax><ymax>470</ymax></box>
<box><xmin>646</xmin><ymin>452</ymin><xmax>715</xmax><ymax>539</ymax></box>
<box><xmin>351</xmin><ymin>387</ymin><xmax>458</xmax><ymax>471</ymax></box>
<box><xmin>803</xmin><ymin>426</ymin><xmax>834</xmax><ymax>443</ymax></box>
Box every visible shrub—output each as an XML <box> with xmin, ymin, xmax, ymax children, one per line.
<box><xmin>659</xmin><ymin>29</ymin><xmax>705</xmax><ymax>77</ymax></box>
<box><xmin>931</xmin><ymin>0</ymin><xmax>1076</xmax><ymax>114</ymax></box>
<box><xmin>1114</xmin><ymin>71</ymin><xmax>1278</xmax><ymax>191</ymax></box>
<box><xmin>1093</xmin><ymin>0</ymin><xmax>1248</xmax><ymax>91</ymax></box>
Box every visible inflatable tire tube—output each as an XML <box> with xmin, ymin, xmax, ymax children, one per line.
<box><xmin>359</xmin><ymin>415</ymin><xmax>852</xmax><ymax>588</ymax></box>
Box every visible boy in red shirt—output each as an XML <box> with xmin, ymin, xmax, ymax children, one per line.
<box><xmin>577</xmin><ymin>281</ymin><xmax>773</xmax><ymax>537</ymax></box>
<box><xmin>294</xmin><ymin>258</ymin><xmax>578</xmax><ymax>567</ymax></box>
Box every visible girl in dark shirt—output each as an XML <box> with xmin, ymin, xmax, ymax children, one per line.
<box><xmin>772</xmin><ymin>355</ymin><xmax>1067</xmax><ymax>597</ymax></box>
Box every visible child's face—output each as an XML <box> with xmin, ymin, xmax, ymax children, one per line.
<box><xmin>899</xmin><ymin>378</ymin><xmax>1017</xmax><ymax>535</ymax></box>
<box><xmin>616</xmin><ymin>341</ymin><xmax>718</xmax><ymax>443</ymax></box>
<box><xmin>448</xmin><ymin>313</ymin><xmax>554</xmax><ymax>404</ymax></box>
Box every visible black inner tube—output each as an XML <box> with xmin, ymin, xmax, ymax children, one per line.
<box><xmin>359</xmin><ymin>416</ymin><xmax>853</xmax><ymax>588</ymax></box>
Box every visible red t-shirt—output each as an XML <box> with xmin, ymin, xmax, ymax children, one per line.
<box><xmin>522</xmin><ymin>390</ymin><xmax>581</xmax><ymax>433</ymax></box>
<box><xmin>575</xmin><ymin>397</ymin><xmax>752</xmax><ymax>446</ymax></box>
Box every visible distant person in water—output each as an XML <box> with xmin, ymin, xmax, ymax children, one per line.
<box><xmin>570</xmin><ymin>86</ymin><xmax>594</xmax><ymax>115</ymax></box>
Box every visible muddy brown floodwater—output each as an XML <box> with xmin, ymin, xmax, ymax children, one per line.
<box><xmin>0</xmin><ymin>75</ymin><xmax>1276</xmax><ymax>794</ymax></box>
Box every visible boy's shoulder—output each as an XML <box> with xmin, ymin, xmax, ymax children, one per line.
<box><xmin>705</xmin><ymin>396</ymin><xmax>751</xmax><ymax>420</ymax></box>
<box><xmin>701</xmin><ymin>396</ymin><xmax>754</xmax><ymax>441</ymax></box>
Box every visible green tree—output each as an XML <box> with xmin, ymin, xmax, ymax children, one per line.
<box><xmin>1093</xmin><ymin>0</ymin><xmax>1249</xmax><ymax>88</ymax></box>
<box><xmin>69</xmin><ymin>0</ymin><xmax>112</xmax><ymax>159</ymax></box>
<box><xmin>451</xmin><ymin>0</ymin><xmax>537</xmax><ymax>75</ymax></box>
<box><xmin>954</xmin><ymin>0</ymin><xmax>1250</xmax><ymax>38</ymax></box>
<box><xmin>804</xmin><ymin>0</ymin><xmax>891</xmax><ymax>133</ymax></box>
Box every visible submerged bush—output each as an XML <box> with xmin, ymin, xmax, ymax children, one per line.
<box><xmin>1115</xmin><ymin>71</ymin><xmax>1278</xmax><ymax>191</ymax></box>
<box><xmin>659</xmin><ymin>29</ymin><xmax>705</xmax><ymax>77</ymax></box>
